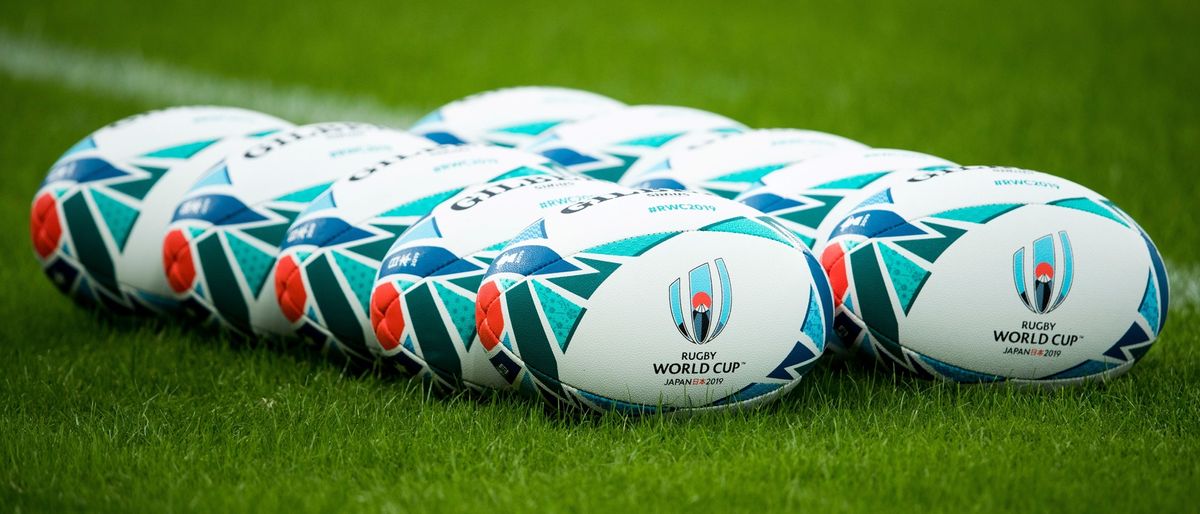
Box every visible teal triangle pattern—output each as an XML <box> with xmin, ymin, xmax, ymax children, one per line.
<box><xmin>488</xmin><ymin>166</ymin><xmax>548</xmax><ymax>182</ymax></box>
<box><xmin>371</xmin><ymin>223</ymin><xmax>411</xmax><ymax>240</ymax></box>
<box><xmin>800</xmin><ymin>287</ymin><xmax>825</xmax><ymax>350</ymax></box>
<box><xmin>140</xmin><ymin>139</ymin><xmax>218</xmax><ymax>159</ymax></box>
<box><xmin>1050</xmin><ymin>198</ymin><xmax>1130</xmax><ymax>228</ymax></box>
<box><xmin>876</xmin><ymin>243</ymin><xmax>930</xmax><ymax>315</ymax></box>
<box><xmin>241</xmin><ymin>222</ymin><xmax>289</xmax><ymax>247</ymax></box>
<box><xmin>585</xmin><ymin>232</ymin><xmax>679</xmax><ymax>257</ymax></box>
<box><xmin>191</xmin><ymin>164</ymin><xmax>231</xmax><ymax>190</ymax></box>
<box><xmin>776</xmin><ymin>194</ymin><xmax>842</xmax><ymax>229</ymax></box>
<box><xmin>225</xmin><ymin>231</ymin><xmax>275</xmax><ymax>297</ymax></box>
<box><xmin>393</xmin><ymin>217</ymin><xmax>440</xmax><ymax>245</ymax></box>
<box><xmin>710</xmin><ymin>163</ymin><xmax>789</xmax><ymax>184</ymax></box>
<box><xmin>1139</xmin><ymin>272</ymin><xmax>1160</xmax><ymax>335</ymax></box>
<box><xmin>194</xmin><ymin>281</ymin><xmax>206</xmax><ymax>300</ymax></box>
<box><xmin>380</xmin><ymin>189</ymin><xmax>463</xmax><ymax>218</ymax></box>
<box><xmin>448</xmin><ymin>272</ymin><xmax>484</xmax><ymax>295</ymax></box>
<box><xmin>434</xmin><ymin>281</ymin><xmax>479</xmax><ymax>350</ymax></box>
<box><xmin>110</xmin><ymin>166</ymin><xmax>169</xmax><ymax>200</ymax></box>
<box><xmin>531</xmin><ymin>280</ymin><xmax>585</xmax><ymax>352</ymax></box>
<box><xmin>402</xmin><ymin>334</ymin><xmax>416</xmax><ymax>353</ymax></box>
<box><xmin>247</xmin><ymin>128</ymin><xmax>283</xmax><ymax>138</ymax></box>
<box><xmin>266</xmin><ymin>207</ymin><xmax>300</xmax><ymax>226</ymax></box>
<box><xmin>482</xmin><ymin>240</ymin><xmax>508</xmax><ymax>252</ymax></box>
<box><xmin>296</xmin><ymin>251</ymin><xmax>312</xmax><ymax>264</ymax></box>
<box><xmin>346</xmin><ymin>237</ymin><xmax>396</xmax><ymax>262</ymax></box>
<box><xmin>705</xmin><ymin>187</ymin><xmax>740</xmax><ymax>199</ymax></box>
<box><xmin>493</xmin><ymin>121</ymin><xmax>560</xmax><ymax>136</ymax></box>
<box><xmin>275</xmin><ymin>182</ymin><xmax>333</xmax><ymax>203</ymax></box>
<box><xmin>701</xmin><ymin>217</ymin><xmax>790</xmax><ymax>245</ymax></box>
<box><xmin>304</xmin><ymin>191</ymin><xmax>337</xmax><ymax>214</ymax></box>
<box><xmin>187</xmin><ymin>226</ymin><xmax>206</xmax><ymax>238</ymax></box>
<box><xmin>88</xmin><ymin>188</ymin><xmax>139</xmax><ymax>251</ymax></box>
<box><xmin>894</xmin><ymin>221</ymin><xmax>966</xmax><ymax>264</ymax></box>
<box><xmin>854</xmin><ymin>188</ymin><xmax>893</xmax><ymax>209</ymax></box>
<box><xmin>393</xmin><ymin>279</ymin><xmax>417</xmax><ymax>294</ymax></box>
<box><xmin>813</xmin><ymin>171</ymin><xmax>889</xmax><ymax>190</ymax></box>
<box><xmin>331</xmin><ymin>251</ymin><xmax>376</xmax><ymax>314</ymax></box>
<box><xmin>546</xmin><ymin>256</ymin><xmax>621</xmax><ymax>300</ymax></box>
<box><xmin>932</xmin><ymin>204</ymin><xmax>1020</xmax><ymax>224</ymax></box>
<box><xmin>508</xmin><ymin>219</ymin><xmax>547</xmax><ymax>245</ymax></box>
<box><xmin>616</xmin><ymin>132</ymin><xmax>683</xmax><ymax>148</ymax></box>
<box><xmin>61</xmin><ymin>136</ymin><xmax>96</xmax><ymax>159</ymax></box>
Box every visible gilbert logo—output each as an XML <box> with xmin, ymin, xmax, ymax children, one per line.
<box><xmin>669</xmin><ymin>258</ymin><xmax>732</xmax><ymax>345</ymax></box>
<box><xmin>1012</xmin><ymin>231</ymin><xmax>1073</xmax><ymax>314</ymax></box>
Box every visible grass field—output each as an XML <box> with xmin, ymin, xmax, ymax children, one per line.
<box><xmin>2</xmin><ymin>1</ymin><xmax>1198</xmax><ymax>512</ymax></box>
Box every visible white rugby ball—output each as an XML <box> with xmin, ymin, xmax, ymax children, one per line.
<box><xmin>475</xmin><ymin>188</ymin><xmax>833</xmax><ymax>413</ymax></box>
<box><xmin>30</xmin><ymin>106</ymin><xmax>292</xmax><ymax>313</ymax></box>
<box><xmin>820</xmin><ymin>167</ymin><xmax>1169</xmax><ymax>384</ymax></box>
<box><xmin>162</xmin><ymin>122</ymin><xmax>435</xmax><ymax>336</ymax></box>
<box><xmin>621</xmin><ymin>128</ymin><xmax>867</xmax><ymax>198</ymax></box>
<box><xmin>410</xmin><ymin>86</ymin><xmax>624</xmax><ymax>147</ymax></box>
<box><xmin>737</xmin><ymin>148</ymin><xmax>957</xmax><ymax>249</ymax></box>
<box><xmin>273</xmin><ymin>144</ymin><xmax>567</xmax><ymax>362</ymax></box>
<box><xmin>521</xmin><ymin>105</ymin><xmax>746</xmax><ymax>183</ymax></box>
<box><xmin>369</xmin><ymin>172</ymin><xmax>620</xmax><ymax>390</ymax></box>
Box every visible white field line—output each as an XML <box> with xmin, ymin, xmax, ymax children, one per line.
<box><xmin>0</xmin><ymin>29</ymin><xmax>421</xmax><ymax>127</ymax></box>
<box><xmin>2</xmin><ymin>30</ymin><xmax>1199</xmax><ymax>314</ymax></box>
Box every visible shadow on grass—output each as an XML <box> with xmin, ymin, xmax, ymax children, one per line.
<box><xmin>73</xmin><ymin>301</ymin><xmax>1163</xmax><ymax>430</ymax></box>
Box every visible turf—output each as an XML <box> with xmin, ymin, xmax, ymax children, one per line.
<box><xmin>1</xmin><ymin>1</ymin><xmax>1198</xmax><ymax>512</ymax></box>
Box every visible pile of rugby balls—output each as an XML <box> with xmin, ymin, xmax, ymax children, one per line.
<box><xmin>30</xmin><ymin>86</ymin><xmax>1170</xmax><ymax>414</ymax></box>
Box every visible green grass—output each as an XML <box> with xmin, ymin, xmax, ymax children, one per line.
<box><xmin>1</xmin><ymin>1</ymin><xmax>1198</xmax><ymax>512</ymax></box>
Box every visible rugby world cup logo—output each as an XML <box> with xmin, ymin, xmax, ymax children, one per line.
<box><xmin>669</xmin><ymin>258</ymin><xmax>732</xmax><ymax>345</ymax></box>
<box><xmin>1012</xmin><ymin>231</ymin><xmax>1073</xmax><ymax>314</ymax></box>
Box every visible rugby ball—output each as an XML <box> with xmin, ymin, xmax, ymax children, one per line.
<box><xmin>273</xmin><ymin>145</ymin><xmax>571</xmax><ymax>362</ymax></box>
<box><xmin>475</xmin><ymin>188</ymin><xmax>833</xmax><ymax>413</ymax></box>
<box><xmin>410</xmin><ymin>86</ymin><xmax>624</xmax><ymax>147</ymax></box>
<box><xmin>30</xmin><ymin>106</ymin><xmax>292</xmax><ymax>313</ymax></box>
<box><xmin>820</xmin><ymin>167</ymin><xmax>1169</xmax><ymax>384</ymax></box>
<box><xmin>162</xmin><ymin>122</ymin><xmax>434</xmax><ymax>336</ymax></box>
<box><xmin>737</xmin><ymin>148</ymin><xmax>957</xmax><ymax>249</ymax></box>
<box><xmin>369</xmin><ymin>170</ymin><xmax>619</xmax><ymax>390</ymax></box>
<box><xmin>621</xmin><ymin>128</ymin><xmax>867</xmax><ymax>198</ymax></box>
<box><xmin>521</xmin><ymin>105</ymin><xmax>746</xmax><ymax>183</ymax></box>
